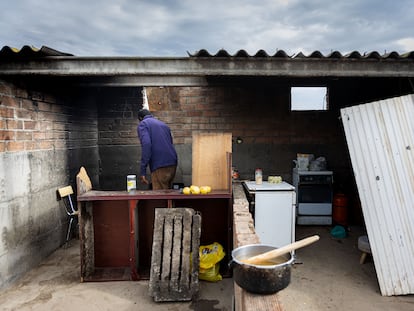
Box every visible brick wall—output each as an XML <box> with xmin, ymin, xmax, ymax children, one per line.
<box><xmin>145</xmin><ymin>85</ymin><xmax>345</xmax><ymax>182</ymax></box>
<box><xmin>148</xmin><ymin>84</ymin><xmax>340</xmax><ymax>144</ymax></box>
<box><xmin>147</xmin><ymin>86</ymin><xmax>294</xmax><ymax>145</ymax></box>
<box><xmin>97</xmin><ymin>87</ymin><xmax>141</xmax><ymax>146</ymax></box>
<box><xmin>0</xmin><ymin>82</ymin><xmax>98</xmax><ymax>154</ymax></box>
<box><xmin>0</xmin><ymin>79</ymin><xmax>99</xmax><ymax>290</ymax></box>
<box><xmin>15</xmin><ymin>83</ymin><xmax>352</xmax><ymax>219</ymax></box>
<box><xmin>232</xmin><ymin>183</ymin><xmax>284</xmax><ymax>311</ymax></box>
<box><xmin>96</xmin><ymin>85</ymin><xmax>351</xmax><ymax>193</ymax></box>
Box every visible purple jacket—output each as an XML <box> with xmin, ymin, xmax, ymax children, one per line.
<box><xmin>137</xmin><ymin>115</ymin><xmax>178</xmax><ymax>176</ymax></box>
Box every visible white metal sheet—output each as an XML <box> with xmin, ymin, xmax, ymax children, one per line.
<box><xmin>341</xmin><ymin>94</ymin><xmax>414</xmax><ymax>296</ymax></box>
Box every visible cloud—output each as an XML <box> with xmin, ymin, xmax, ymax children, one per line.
<box><xmin>395</xmin><ymin>38</ymin><xmax>414</xmax><ymax>52</ymax></box>
<box><xmin>1</xmin><ymin>0</ymin><xmax>414</xmax><ymax>56</ymax></box>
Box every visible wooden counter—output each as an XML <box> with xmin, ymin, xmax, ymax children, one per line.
<box><xmin>77</xmin><ymin>189</ymin><xmax>232</xmax><ymax>282</ymax></box>
<box><xmin>78</xmin><ymin>189</ymin><xmax>231</xmax><ymax>202</ymax></box>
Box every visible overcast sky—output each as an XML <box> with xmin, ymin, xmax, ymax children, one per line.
<box><xmin>1</xmin><ymin>0</ymin><xmax>414</xmax><ymax>57</ymax></box>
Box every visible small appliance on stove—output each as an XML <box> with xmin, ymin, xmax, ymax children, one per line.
<box><xmin>292</xmin><ymin>168</ymin><xmax>333</xmax><ymax>225</ymax></box>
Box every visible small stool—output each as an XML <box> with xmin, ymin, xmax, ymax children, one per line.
<box><xmin>358</xmin><ymin>235</ymin><xmax>371</xmax><ymax>264</ymax></box>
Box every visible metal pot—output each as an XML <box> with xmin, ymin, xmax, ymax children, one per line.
<box><xmin>231</xmin><ymin>244</ymin><xmax>295</xmax><ymax>295</ymax></box>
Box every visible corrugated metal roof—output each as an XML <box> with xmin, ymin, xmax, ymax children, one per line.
<box><xmin>189</xmin><ymin>49</ymin><xmax>414</xmax><ymax>59</ymax></box>
<box><xmin>1</xmin><ymin>46</ymin><xmax>414</xmax><ymax>85</ymax></box>
<box><xmin>1</xmin><ymin>46</ymin><xmax>413</xmax><ymax>60</ymax></box>
<box><xmin>341</xmin><ymin>94</ymin><xmax>414</xmax><ymax>296</ymax></box>
<box><xmin>0</xmin><ymin>45</ymin><xmax>73</xmax><ymax>58</ymax></box>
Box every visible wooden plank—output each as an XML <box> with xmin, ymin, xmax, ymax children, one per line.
<box><xmin>76</xmin><ymin>166</ymin><xmax>92</xmax><ymax>195</ymax></box>
<box><xmin>58</xmin><ymin>185</ymin><xmax>74</xmax><ymax>198</ymax></box>
<box><xmin>79</xmin><ymin>201</ymin><xmax>95</xmax><ymax>281</ymax></box>
<box><xmin>234</xmin><ymin>283</ymin><xmax>284</xmax><ymax>311</ymax></box>
<box><xmin>77</xmin><ymin>189</ymin><xmax>232</xmax><ymax>201</ymax></box>
<box><xmin>192</xmin><ymin>132</ymin><xmax>232</xmax><ymax>191</ymax></box>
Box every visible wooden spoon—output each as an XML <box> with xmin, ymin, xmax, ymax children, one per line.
<box><xmin>241</xmin><ymin>235</ymin><xmax>320</xmax><ymax>265</ymax></box>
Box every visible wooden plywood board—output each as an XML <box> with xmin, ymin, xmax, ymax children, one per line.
<box><xmin>192</xmin><ymin>132</ymin><xmax>232</xmax><ymax>191</ymax></box>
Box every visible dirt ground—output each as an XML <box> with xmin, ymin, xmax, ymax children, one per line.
<box><xmin>278</xmin><ymin>225</ymin><xmax>414</xmax><ymax>311</ymax></box>
<box><xmin>1</xmin><ymin>225</ymin><xmax>414</xmax><ymax>311</ymax></box>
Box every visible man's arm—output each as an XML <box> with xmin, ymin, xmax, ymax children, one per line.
<box><xmin>138</xmin><ymin>122</ymin><xmax>152</xmax><ymax>180</ymax></box>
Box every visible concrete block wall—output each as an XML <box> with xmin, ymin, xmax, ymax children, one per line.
<box><xmin>147</xmin><ymin>85</ymin><xmax>347</xmax><ymax>186</ymax></box>
<box><xmin>0</xmin><ymin>80</ymin><xmax>99</xmax><ymax>289</ymax></box>
<box><xmin>96</xmin><ymin>87</ymin><xmax>143</xmax><ymax>190</ymax></box>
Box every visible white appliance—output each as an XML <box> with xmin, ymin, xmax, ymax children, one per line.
<box><xmin>292</xmin><ymin>169</ymin><xmax>333</xmax><ymax>225</ymax></box>
<box><xmin>243</xmin><ymin>181</ymin><xmax>296</xmax><ymax>248</ymax></box>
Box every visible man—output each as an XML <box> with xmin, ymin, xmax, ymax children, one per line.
<box><xmin>137</xmin><ymin>109</ymin><xmax>178</xmax><ymax>190</ymax></box>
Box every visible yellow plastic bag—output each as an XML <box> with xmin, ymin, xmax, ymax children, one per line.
<box><xmin>198</xmin><ymin>242</ymin><xmax>225</xmax><ymax>282</ymax></box>
<box><xmin>199</xmin><ymin>263</ymin><xmax>222</xmax><ymax>282</ymax></box>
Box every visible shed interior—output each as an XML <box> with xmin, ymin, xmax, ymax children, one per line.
<box><xmin>1</xmin><ymin>60</ymin><xmax>414</xmax><ymax>289</ymax></box>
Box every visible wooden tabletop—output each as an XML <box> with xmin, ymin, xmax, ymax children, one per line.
<box><xmin>77</xmin><ymin>189</ymin><xmax>232</xmax><ymax>201</ymax></box>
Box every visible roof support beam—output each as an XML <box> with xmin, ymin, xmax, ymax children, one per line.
<box><xmin>1</xmin><ymin>57</ymin><xmax>413</xmax><ymax>78</ymax></box>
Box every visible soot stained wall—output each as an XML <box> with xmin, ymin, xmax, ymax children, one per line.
<box><xmin>1</xmin><ymin>74</ymin><xmax>410</xmax><ymax>290</ymax></box>
<box><xmin>0</xmin><ymin>80</ymin><xmax>99</xmax><ymax>289</ymax></box>
<box><xmin>97</xmin><ymin>85</ymin><xmax>348</xmax><ymax>194</ymax></box>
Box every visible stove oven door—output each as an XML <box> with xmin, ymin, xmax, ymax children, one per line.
<box><xmin>297</xmin><ymin>183</ymin><xmax>332</xmax><ymax>215</ymax></box>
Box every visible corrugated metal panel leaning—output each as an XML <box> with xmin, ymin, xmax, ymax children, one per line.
<box><xmin>340</xmin><ymin>94</ymin><xmax>414</xmax><ymax>296</ymax></box>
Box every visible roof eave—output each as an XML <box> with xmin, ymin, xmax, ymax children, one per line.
<box><xmin>0</xmin><ymin>57</ymin><xmax>413</xmax><ymax>86</ymax></box>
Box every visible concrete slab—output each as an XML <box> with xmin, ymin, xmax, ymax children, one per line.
<box><xmin>0</xmin><ymin>240</ymin><xmax>234</xmax><ymax>311</ymax></box>
<box><xmin>1</xmin><ymin>225</ymin><xmax>414</xmax><ymax>311</ymax></box>
<box><xmin>278</xmin><ymin>225</ymin><xmax>414</xmax><ymax>311</ymax></box>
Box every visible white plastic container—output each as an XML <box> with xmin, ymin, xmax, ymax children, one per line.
<box><xmin>295</xmin><ymin>153</ymin><xmax>314</xmax><ymax>171</ymax></box>
<box><xmin>127</xmin><ymin>175</ymin><xmax>137</xmax><ymax>192</ymax></box>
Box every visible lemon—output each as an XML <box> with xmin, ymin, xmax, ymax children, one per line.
<box><xmin>190</xmin><ymin>185</ymin><xmax>200</xmax><ymax>194</ymax></box>
<box><xmin>200</xmin><ymin>186</ymin><xmax>212</xmax><ymax>194</ymax></box>
<box><xmin>200</xmin><ymin>186</ymin><xmax>209</xmax><ymax>194</ymax></box>
<box><xmin>182</xmin><ymin>187</ymin><xmax>191</xmax><ymax>195</ymax></box>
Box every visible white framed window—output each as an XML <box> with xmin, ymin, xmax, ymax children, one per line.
<box><xmin>291</xmin><ymin>87</ymin><xmax>328</xmax><ymax>111</ymax></box>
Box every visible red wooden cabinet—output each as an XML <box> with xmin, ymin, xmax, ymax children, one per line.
<box><xmin>77</xmin><ymin>190</ymin><xmax>232</xmax><ymax>282</ymax></box>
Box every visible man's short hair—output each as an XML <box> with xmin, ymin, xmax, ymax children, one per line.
<box><xmin>138</xmin><ymin>109</ymin><xmax>152</xmax><ymax>121</ymax></box>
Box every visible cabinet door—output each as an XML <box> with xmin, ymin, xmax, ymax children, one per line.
<box><xmin>255</xmin><ymin>191</ymin><xmax>295</xmax><ymax>248</ymax></box>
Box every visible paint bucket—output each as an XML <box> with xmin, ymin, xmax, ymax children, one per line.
<box><xmin>127</xmin><ymin>175</ymin><xmax>137</xmax><ymax>192</ymax></box>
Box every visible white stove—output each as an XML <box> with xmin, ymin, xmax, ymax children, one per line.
<box><xmin>293</xmin><ymin>169</ymin><xmax>333</xmax><ymax>225</ymax></box>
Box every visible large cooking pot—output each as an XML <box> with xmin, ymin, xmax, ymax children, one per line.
<box><xmin>231</xmin><ymin>244</ymin><xmax>295</xmax><ymax>295</ymax></box>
